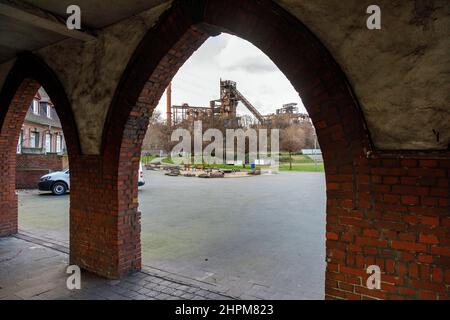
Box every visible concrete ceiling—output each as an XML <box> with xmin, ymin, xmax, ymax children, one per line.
<box><xmin>0</xmin><ymin>0</ymin><xmax>167</xmax><ymax>62</ymax></box>
<box><xmin>20</xmin><ymin>0</ymin><xmax>167</xmax><ymax>28</ymax></box>
<box><xmin>0</xmin><ymin>13</ymin><xmax>65</xmax><ymax>59</ymax></box>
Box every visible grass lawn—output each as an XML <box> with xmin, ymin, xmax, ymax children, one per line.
<box><xmin>279</xmin><ymin>154</ymin><xmax>315</xmax><ymax>164</ymax></box>
<box><xmin>279</xmin><ymin>164</ymin><xmax>324</xmax><ymax>172</ymax></box>
<box><xmin>161</xmin><ymin>157</ymin><xmax>174</xmax><ymax>164</ymax></box>
<box><xmin>161</xmin><ymin>159</ymin><xmax>246</xmax><ymax>170</ymax></box>
<box><xmin>205</xmin><ymin>163</ymin><xmax>244</xmax><ymax>170</ymax></box>
<box><xmin>161</xmin><ymin>155</ymin><xmax>324</xmax><ymax>172</ymax></box>
<box><xmin>141</xmin><ymin>155</ymin><xmax>157</xmax><ymax>163</ymax></box>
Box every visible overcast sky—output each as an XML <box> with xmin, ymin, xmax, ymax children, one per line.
<box><xmin>155</xmin><ymin>33</ymin><xmax>306</xmax><ymax>119</ymax></box>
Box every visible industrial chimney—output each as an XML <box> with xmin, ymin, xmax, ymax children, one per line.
<box><xmin>166</xmin><ymin>82</ymin><xmax>172</xmax><ymax>127</ymax></box>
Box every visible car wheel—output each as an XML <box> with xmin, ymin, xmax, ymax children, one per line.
<box><xmin>52</xmin><ymin>182</ymin><xmax>67</xmax><ymax>195</ymax></box>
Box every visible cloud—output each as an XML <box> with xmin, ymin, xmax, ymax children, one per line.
<box><xmin>257</xmin><ymin>84</ymin><xmax>275</xmax><ymax>95</ymax></box>
<box><xmin>223</xmin><ymin>56</ymin><xmax>278</xmax><ymax>74</ymax></box>
<box><xmin>155</xmin><ymin>32</ymin><xmax>306</xmax><ymax>119</ymax></box>
<box><xmin>215</xmin><ymin>33</ymin><xmax>279</xmax><ymax>74</ymax></box>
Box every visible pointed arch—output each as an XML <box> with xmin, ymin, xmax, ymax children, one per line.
<box><xmin>0</xmin><ymin>52</ymin><xmax>81</xmax><ymax>236</ymax></box>
<box><xmin>93</xmin><ymin>0</ymin><xmax>372</xmax><ymax>280</ymax></box>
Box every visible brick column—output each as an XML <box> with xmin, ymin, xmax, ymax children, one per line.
<box><xmin>69</xmin><ymin>155</ymin><xmax>141</xmax><ymax>278</ymax></box>
<box><xmin>95</xmin><ymin>20</ymin><xmax>209</xmax><ymax>278</ymax></box>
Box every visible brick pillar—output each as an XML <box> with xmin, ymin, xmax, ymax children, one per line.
<box><xmin>69</xmin><ymin>155</ymin><xmax>141</xmax><ymax>279</ymax></box>
<box><xmin>0</xmin><ymin>79</ymin><xmax>40</xmax><ymax>237</ymax></box>
<box><xmin>92</xmin><ymin>24</ymin><xmax>209</xmax><ymax>278</ymax></box>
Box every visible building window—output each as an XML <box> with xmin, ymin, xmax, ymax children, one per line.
<box><xmin>45</xmin><ymin>133</ymin><xmax>52</xmax><ymax>153</ymax></box>
<box><xmin>56</xmin><ymin>135</ymin><xmax>62</xmax><ymax>153</ymax></box>
<box><xmin>17</xmin><ymin>130</ymin><xmax>23</xmax><ymax>154</ymax></box>
<box><xmin>32</xmin><ymin>100</ymin><xmax>39</xmax><ymax>115</ymax></box>
<box><xmin>30</xmin><ymin>130</ymin><xmax>39</xmax><ymax>148</ymax></box>
<box><xmin>40</xmin><ymin>102</ymin><xmax>51</xmax><ymax>119</ymax></box>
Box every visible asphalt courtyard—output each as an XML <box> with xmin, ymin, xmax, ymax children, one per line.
<box><xmin>18</xmin><ymin>170</ymin><xmax>326</xmax><ymax>299</ymax></box>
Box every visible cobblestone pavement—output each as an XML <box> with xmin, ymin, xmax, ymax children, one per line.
<box><xmin>0</xmin><ymin>236</ymin><xmax>235</xmax><ymax>300</ymax></box>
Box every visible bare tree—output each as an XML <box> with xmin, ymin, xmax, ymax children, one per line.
<box><xmin>280</xmin><ymin>125</ymin><xmax>306</xmax><ymax>170</ymax></box>
<box><xmin>298</xmin><ymin>120</ymin><xmax>316</xmax><ymax>149</ymax></box>
<box><xmin>149</xmin><ymin>110</ymin><xmax>162</xmax><ymax>124</ymax></box>
<box><xmin>142</xmin><ymin>111</ymin><xmax>170</xmax><ymax>153</ymax></box>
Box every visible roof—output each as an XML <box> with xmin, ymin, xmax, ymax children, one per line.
<box><xmin>24</xmin><ymin>87</ymin><xmax>62</xmax><ymax>128</ymax></box>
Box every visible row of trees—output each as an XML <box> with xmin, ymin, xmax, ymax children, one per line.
<box><xmin>142</xmin><ymin>111</ymin><xmax>317</xmax><ymax>158</ymax></box>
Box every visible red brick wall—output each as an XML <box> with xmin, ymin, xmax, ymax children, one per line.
<box><xmin>326</xmin><ymin>155</ymin><xmax>450</xmax><ymax>299</ymax></box>
<box><xmin>16</xmin><ymin>153</ymin><xmax>64</xmax><ymax>189</ymax></box>
<box><xmin>16</xmin><ymin>170</ymin><xmax>49</xmax><ymax>190</ymax></box>
<box><xmin>16</xmin><ymin>153</ymin><xmax>63</xmax><ymax>170</ymax></box>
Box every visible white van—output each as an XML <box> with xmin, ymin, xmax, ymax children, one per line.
<box><xmin>38</xmin><ymin>162</ymin><xmax>145</xmax><ymax>195</ymax></box>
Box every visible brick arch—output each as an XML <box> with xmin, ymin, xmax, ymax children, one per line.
<box><xmin>0</xmin><ymin>53</ymin><xmax>81</xmax><ymax>237</ymax></box>
<box><xmin>101</xmin><ymin>0</ymin><xmax>372</xmax><ymax>284</ymax></box>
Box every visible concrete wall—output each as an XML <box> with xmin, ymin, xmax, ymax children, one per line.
<box><xmin>277</xmin><ymin>0</ymin><xmax>450</xmax><ymax>150</ymax></box>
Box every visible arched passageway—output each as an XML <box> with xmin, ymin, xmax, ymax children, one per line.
<box><xmin>96</xmin><ymin>0</ymin><xmax>370</xmax><ymax>293</ymax></box>
<box><xmin>0</xmin><ymin>53</ymin><xmax>80</xmax><ymax>238</ymax></box>
<box><xmin>1</xmin><ymin>0</ymin><xmax>447</xmax><ymax>301</ymax></box>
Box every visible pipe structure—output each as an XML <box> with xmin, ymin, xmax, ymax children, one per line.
<box><xmin>166</xmin><ymin>82</ymin><xmax>172</xmax><ymax>127</ymax></box>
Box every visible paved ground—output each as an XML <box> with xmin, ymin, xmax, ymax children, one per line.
<box><xmin>0</xmin><ymin>236</ymin><xmax>234</xmax><ymax>300</ymax></box>
<box><xmin>17</xmin><ymin>170</ymin><xmax>326</xmax><ymax>299</ymax></box>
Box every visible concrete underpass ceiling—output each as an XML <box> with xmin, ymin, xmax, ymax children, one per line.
<box><xmin>0</xmin><ymin>0</ymin><xmax>168</xmax><ymax>62</ymax></box>
<box><xmin>0</xmin><ymin>13</ymin><xmax>65</xmax><ymax>61</ymax></box>
<box><xmin>0</xmin><ymin>0</ymin><xmax>449</xmax><ymax>152</ymax></box>
<box><xmin>19</xmin><ymin>0</ymin><xmax>168</xmax><ymax>29</ymax></box>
